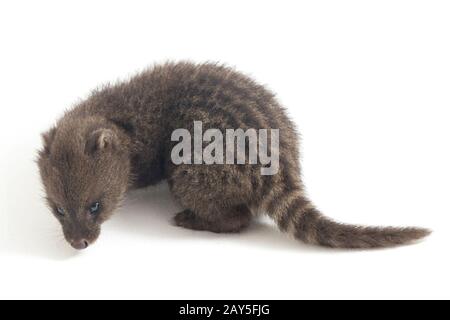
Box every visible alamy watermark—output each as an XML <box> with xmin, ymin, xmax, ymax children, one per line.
<box><xmin>171</xmin><ymin>121</ymin><xmax>279</xmax><ymax>176</ymax></box>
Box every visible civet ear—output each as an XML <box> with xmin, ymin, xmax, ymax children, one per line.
<box><xmin>41</xmin><ymin>127</ymin><xmax>57</xmax><ymax>156</ymax></box>
<box><xmin>85</xmin><ymin>128</ymin><xmax>118</xmax><ymax>154</ymax></box>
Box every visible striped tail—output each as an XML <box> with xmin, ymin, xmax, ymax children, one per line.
<box><xmin>267</xmin><ymin>191</ymin><xmax>431</xmax><ymax>249</ymax></box>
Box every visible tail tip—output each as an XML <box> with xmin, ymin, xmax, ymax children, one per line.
<box><xmin>410</xmin><ymin>227</ymin><xmax>432</xmax><ymax>240</ymax></box>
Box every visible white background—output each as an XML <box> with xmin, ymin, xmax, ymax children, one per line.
<box><xmin>1</xmin><ymin>0</ymin><xmax>449</xmax><ymax>300</ymax></box>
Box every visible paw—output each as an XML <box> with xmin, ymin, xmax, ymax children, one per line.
<box><xmin>173</xmin><ymin>210</ymin><xmax>202</xmax><ymax>230</ymax></box>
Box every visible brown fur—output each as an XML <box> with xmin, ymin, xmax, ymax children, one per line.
<box><xmin>38</xmin><ymin>61</ymin><xmax>430</xmax><ymax>250</ymax></box>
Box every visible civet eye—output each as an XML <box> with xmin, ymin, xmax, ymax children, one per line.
<box><xmin>56</xmin><ymin>207</ymin><xmax>65</xmax><ymax>216</ymax></box>
<box><xmin>89</xmin><ymin>202</ymin><xmax>101</xmax><ymax>215</ymax></box>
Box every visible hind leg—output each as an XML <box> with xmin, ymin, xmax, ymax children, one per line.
<box><xmin>168</xmin><ymin>164</ymin><xmax>256</xmax><ymax>234</ymax></box>
<box><xmin>174</xmin><ymin>205</ymin><xmax>252</xmax><ymax>233</ymax></box>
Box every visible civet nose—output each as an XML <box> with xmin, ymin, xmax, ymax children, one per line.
<box><xmin>71</xmin><ymin>239</ymin><xmax>89</xmax><ymax>250</ymax></box>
